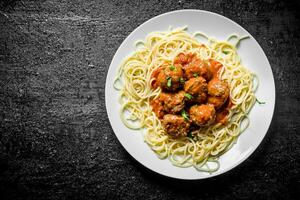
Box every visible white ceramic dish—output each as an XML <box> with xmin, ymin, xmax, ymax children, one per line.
<box><xmin>105</xmin><ymin>10</ymin><xmax>275</xmax><ymax>180</ymax></box>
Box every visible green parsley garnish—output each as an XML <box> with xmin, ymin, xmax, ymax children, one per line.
<box><xmin>181</xmin><ymin>110</ymin><xmax>189</xmax><ymax>121</ymax></box>
<box><xmin>180</xmin><ymin>77</ymin><xmax>185</xmax><ymax>83</ymax></box>
<box><xmin>169</xmin><ymin>65</ymin><xmax>176</xmax><ymax>71</ymax></box>
<box><xmin>193</xmin><ymin>73</ymin><xmax>199</xmax><ymax>77</ymax></box>
<box><xmin>256</xmin><ymin>98</ymin><xmax>266</xmax><ymax>105</ymax></box>
<box><xmin>187</xmin><ymin>132</ymin><xmax>194</xmax><ymax>139</ymax></box>
<box><xmin>184</xmin><ymin>93</ymin><xmax>193</xmax><ymax>100</ymax></box>
<box><xmin>223</xmin><ymin>50</ymin><xmax>230</xmax><ymax>55</ymax></box>
<box><xmin>167</xmin><ymin>77</ymin><xmax>172</xmax><ymax>87</ymax></box>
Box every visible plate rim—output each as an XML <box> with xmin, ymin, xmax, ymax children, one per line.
<box><xmin>105</xmin><ymin>9</ymin><xmax>276</xmax><ymax>180</ymax></box>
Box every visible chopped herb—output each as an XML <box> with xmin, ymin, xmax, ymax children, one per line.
<box><xmin>223</xmin><ymin>50</ymin><xmax>230</xmax><ymax>55</ymax></box>
<box><xmin>167</xmin><ymin>77</ymin><xmax>172</xmax><ymax>87</ymax></box>
<box><xmin>181</xmin><ymin>110</ymin><xmax>189</xmax><ymax>121</ymax></box>
<box><xmin>193</xmin><ymin>73</ymin><xmax>199</xmax><ymax>77</ymax></box>
<box><xmin>256</xmin><ymin>98</ymin><xmax>266</xmax><ymax>105</ymax></box>
<box><xmin>169</xmin><ymin>65</ymin><xmax>176</xmax><ymax>71</ymax></box>
<box><xmin>187</xmin><ymin>132</ymin><xmax>194</xmax><ymax>139</ymax></box>
<box><xmin>184</xmin><ymin>93</ymin><xmax>193</xmax><ymax>100</ymax></box>
<box><xmin>180</xmin><ymin>77</ymin><xmax>185</xmax><ymax>83</ymax></box>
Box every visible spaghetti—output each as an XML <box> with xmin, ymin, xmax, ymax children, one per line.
<box><xmin>114</xmin><ymin>27</ymin><xmax>257</xmax><ymax>172</ymax></box>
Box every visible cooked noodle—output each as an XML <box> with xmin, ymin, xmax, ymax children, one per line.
<box><xmin>113</xmin><ymin>27</ymin><xmax>257</xmax><ymax>172</ymax></box>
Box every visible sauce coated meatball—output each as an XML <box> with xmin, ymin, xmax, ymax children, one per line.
<box><xmin>184</xmin><ymin>77</ymin><xmax>207</xmax><ymax>103</ymax></box>
<box><xmin>155</xmin><ymin>63</ymin><xmax>183</xmax><ymax>91</ymax></box>
<box><xmin>184</xmin><ymin>58</ymin><xmax>212</xmax><ymax>80</ymax></box>
<box><xmin>207</xmin><ymin>78</ymin><xmax>229</xmax><ymax>109</ymax></box>
<box><xmin>150</xmin><ymin>98</ymin><xmax>165</xmax><ymax>119</ymax></box>
<box><xmin>207</xmin><ymin>97</ymin><xmax>227</xmax><ymax>110</ymax></box>
<box><xmin>184</xmin><ymin>77</ymin><xmax>207</xmax><ymax>95</ymax></box>
<box><xmin>209</xmin><ymin>59</ymin><xmax>223</xmax><ymax>77</ymax></box>
<box><xmin>159</xmin><ymin>91</ymin><xmax>185</xmax><ymax>114</ymax></box>
<box><xmin>174</xmin><ymin>53</ymin><xmax>195</xmax><ymax>65</ymax></box>
<box><xmin>207</xmin><ymin>78</ymin><xmax>229</xmax><ymax>97</ymax></box>
<box><xmin>162</xmin><ymin>114</ymin><xmax>190</xmax><ymax>137</ymax></box>
<box><xmin>151</xmin><ymin>65</ymin><xmax>164</xmax><ymax>89</ymax></box>
<box><xmin>189</xmin><ymin>104</ymin><xmax>216</xmax><ymax>126</ymax></box>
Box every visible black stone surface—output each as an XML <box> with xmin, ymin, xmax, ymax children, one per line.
<box><xmin>0</xmin><ymin>0</ymin><xmax>299</xmax><ymax>199</ymax></box>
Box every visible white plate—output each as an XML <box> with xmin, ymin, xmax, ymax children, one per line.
<box><xmin>105</xmin><ymin>10</ymin><xmax>275</xmax><ymax>179</ymax></box>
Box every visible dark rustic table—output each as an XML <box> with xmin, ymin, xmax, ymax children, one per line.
<box><xmin>0</xmin><ymin>0</ymin><xmax>299</xmax><ymax>199</ymax></box>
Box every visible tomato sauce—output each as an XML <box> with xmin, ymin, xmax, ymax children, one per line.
<box><xmin>216</xmin><ymin>99</ymin><xmax>233</xmax><ymax>124</ymax></box>
<box><xmin>150</xmin><ymin>98</ymin><xmax>165</xmax><ymax>119</ymax></box>
<box><xmin>209</xmin><ymin>59</ymin><xmax>223</xmax><ymax>79</ymax></box>
<box><xmin>150</xmin><ymin>52</ymin><xmax>232</xmax><ymax>126</ymax></box>
<box><xmin>209</xmin><ymin>59</ymin><xmax>232</xmax><ymax>125</ymax></box>
<box><xmin>151</xmin><ymin>65</ymin><xmax>164</xmax><ymax>89</ymax></box>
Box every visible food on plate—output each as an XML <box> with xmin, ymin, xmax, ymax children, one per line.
<box><xmin>114</xmin><ymin>27</ymin><xmax>257</xmax><ymax>172</ymax></box>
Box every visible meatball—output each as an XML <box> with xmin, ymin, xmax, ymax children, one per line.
<box><xmin>189</xmin><ymin>104</ymin><xmax>216</xmax><ymax>126</ymax></box>
<box><xmin>209</xmin><ymin>59</ymin><xmax>223</xmax><ymax>77</ymax></box>
<box><xmin>194</xmin><ymin>93</ymin><xmax>207</xmax><ymax>104</ymax></box>
<box><xmin>150</xmin><ymin>98</ymin><xmax>165</xmax><ymax>119</ymax></box>
<box><xmin>156</xmin><ymin>63</ymin><xmax>183</xmax><ymax>91</ymax></box>
<box><xmin>184</xmin><ymin>58</ymin><xmax>212</xmax><ymax>80</ymax></box>
<box><xmin>174</xmin><ymin>53</ymin><xmax>195</xmax><ymax>65</ymax></box>
<box><xmin>207</xmin><ymin>97</ymin><xmax>227</xmax><ymax>110</ymax></box>
<box><xmin>207</xmin><ymin>78</ymin><xmax>229</xmax><ymax>109</ymax></box>
<box><xmin>207</xmin><ymin>78</ymin><xmax>229</xmax><ymax>97</ymax></box>
<box><xmin>162</xmin><ymin>114</ymin><xmax>190</xmax><ymax>137</ymax></box>
<box><xmin>151</xmin><ymin>65</ymin><xmax>164</xmax><ymax>89</ymax></box>
<box><xmin>184</xmin><ymin>77</ymin><xmax>207</xmax><ymax>104</ymax></box>
<box><xmin>159</xmin><ymin>91</ymin><xmax>185</xmax><ymax>114</ymax></box>
<box><xmin>184</xmin><ymin>77</ymin><xmax>207</xmax><ymax>95</ymax></box>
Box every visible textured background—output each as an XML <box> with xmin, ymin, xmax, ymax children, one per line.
<box><xmin>0</xmin><ymin>0</ymin><xmax>299</xmax><ymax>199</ymax></box>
